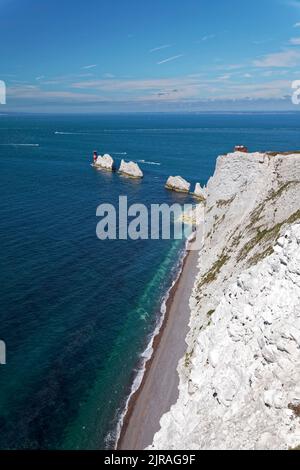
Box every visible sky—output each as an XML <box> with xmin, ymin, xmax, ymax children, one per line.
<box><xmin>1</xmin><ymin>0</ymin><xmax>300</xmax><ymax>112</ymax></box>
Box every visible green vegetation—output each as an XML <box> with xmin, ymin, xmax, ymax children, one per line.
<box><xmin>248</xmin><ymin>245</ymin><xmax>274</xmax><ymax>267</ymax></box>
<box><xmin>198</xmin><ymin>252</ymin><xmax>229</xmax><ymax>289</ymax></box>
<box><xmin>245</xmin><ymin>181</ymin><xmax>299</xmax><ymax>231</ymax></box>
<box><xmin>210</xmin><ymin>213</ymin><xmax>226</xmax><ymax>236</ymax></box>
<box><xmin>184</xmin><ymin>349</ymin><xmax>194</xmax><ymax>369</ymax></box>
<box><xmin>238</xmin><ymin>209</ymin><xmax>300</xmax><ymax>263</ymax></box>
<box><xmin>207</xmin><ymin>309</ymin><xmax>215</xmax><ymax>317</ymax></box>
<box><xmin>265</xmin><ymin>181</ymin><xmax>299</xmax><ymax>203</ymax></box>
<box><xmin>266</xmin><ymin>151</ymin><xmax>300</xmax><ymax>156</ymax></box>
<box><xmin>216</xmin><ymin>195</ymin><xmax>236</xmax><ymax>208</ymax></box>
<box><xmin>206</xmin><ymin>230</ymin><xmax>212</xmax><ymax>239</ymax></box>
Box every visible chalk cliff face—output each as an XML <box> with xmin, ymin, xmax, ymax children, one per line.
<box><xmin>150</xmin><ymin>152</ymin><xmax>300</xmax><ymax>450</ymax></box>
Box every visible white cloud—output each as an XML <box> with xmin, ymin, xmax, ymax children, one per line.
<box><xmin>82</xmin><ymin>64</ymin><xmax>97</xmax><ymax>70</ymax></box>
<box><xmin>217</xmin><ymin>74</ymin><xmax>231</xmax><ymax>81</ymax></box>
<box><xmin>8</xmin><ymin>85</ymin><xmax>103</xmax><ymax>102</ymax></box>
<box><xmin>294</xmin><ymin>22</ymin><xmax>300</xmax><ymax>27</ymax></box>
<box><xmin>253</xmin><ymin>49</ymin><xmax>300</xmax><ymax>67</ymax></box>
<box><xmin>290</xmin><ymin>37</ymin><xmax>300</xmax><ymax>44</ymax></box>
<box><xmin>157</xmin><ymin>54</ymin><xmax>184</xmax><ymax>65</ymax></box>
<box><xmin>72</xmin><ymin>77</ymin><xmax>198</xmax><ymax>92</ymax></box>
<box><xmin>70</xmin><ymin>75</ymin><xmax>293</xmax><ymax>103</ymax></box>
<box><xmin>149</xmin><ymin>44</ymin><xmax>172</xmax><ymax>53</ymax></box>
<box><xmin>261</xmin><ymin>69</ymin><xmax>289</xmax><ymax>77</ymax></box>
<box><xmin>201</xmin><ymin>34</ymin><xmax>215</xmax><ymax>41</ymax></box>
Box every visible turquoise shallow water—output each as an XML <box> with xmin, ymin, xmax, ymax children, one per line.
<box><xmin>0</xmin><ymin>113</ymin><xmax>299</xmax><ymax>449</ymax></box>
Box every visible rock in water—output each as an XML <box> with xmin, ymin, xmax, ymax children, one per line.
<box><xmin>193</xmin><ymin>183</ymin><xmax>207</xmax><ymax>201</ymax></box>
<box><xmin>94</xmin><ymin>154</ymin><xmax>114</xmax><ymax>171</ymax></box>
<box><xmin>118</xmin><ymin>160</ymin><xmax>143</xmax><ymax>179</ymax></box>
<box><xmin>165</xmin><ymin>176</ymin><xmax>191</xmax><ymax>193</ymax></box>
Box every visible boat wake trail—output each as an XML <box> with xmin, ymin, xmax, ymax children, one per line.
<box><xmin>137</xmin><ymin>159</ymin><xmax>161</xmax><ymax>166</ymax></box>
<box><xmin>0</xmin><ymin>143</ymin><xmax>39</xmax><ymax>147</ymax></box>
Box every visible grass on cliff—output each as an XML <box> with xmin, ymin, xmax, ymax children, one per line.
<box><xmin>246</xmin><ymin>181</ymin><xmax>299</xmax><ymax>231</ymax></box>
<box><xmin>238</xmin><ymin>209</ymin><xmax>300</xmax><ymax>264</ymax></box>
<box><xmin>184</xmin><ymin>348</ymin><xmax>195</xmax><ymax>369</ymax></box>
<box><xmin>216</xmin><ymin>195</ymin><xmax>236</xmax><ymax>208</ymax></box>
<box><xmin>198</xmin><ymin>252</ymin><xmax>229</xmax><ymax>289</ymax></box>
<box><xmin>266</xmin><ymin>151</ymin><xmax>300</xmax><ymax>156</ymax></box>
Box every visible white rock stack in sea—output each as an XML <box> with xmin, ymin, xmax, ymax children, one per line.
<box><xmin>149</xmin><ymin>151</ymin><xmax>300</xmax><ymax>451</ymax></box>
<box><xmin>193</xmin><ymin>183</ymin><xmax>207</xmax><ymax>200</ymax></box>
<box><xmin>118</xmin><ymin>160</ymin><xmax>143</xmax><ymax>179</ymax></box>
<box><xmin>165</xmin><ymin>176</ymin><xmax>191</xmax><ymax>193</ymax></box>
<box><xmin>94</xmin><ymin>154</ymin><xmax>114</xmax><ymax>171</ymax></box>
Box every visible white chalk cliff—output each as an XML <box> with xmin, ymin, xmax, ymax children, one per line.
<box><xmin>119</xmin><ymin>160</ymin><xmax>143</xmax><ymax>178</ymax></box>
<box><xmin>95</xmin><ymin>154</ymin><xmax>114</xmax><ymax>171</ymax></box>
<box><xmin>166</xmin><ymin>176</ymin><xmax>191</xmax><ymax>193</ymax></box>
<box><xmin>150</xmin><ymin>151</ymin><xmax>300</xmax><ymax>450</ymax></box>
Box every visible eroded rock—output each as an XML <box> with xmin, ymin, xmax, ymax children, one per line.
<box><xmin>165</xmin><ymin>176</ymin><xmax>191</xmax><ymax>193</ymax></box>
<box><xmin>119</xmin><ymin>160</ymin><xmax>143</xmax><ymax>179</ymax></box>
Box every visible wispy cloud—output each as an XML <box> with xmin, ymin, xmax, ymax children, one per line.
<box><xmin>201</xmin><ymin>34</ymin><xmax>215</xmax><ymax>41</ymax></box>
<box><xmin>8</xmin><ymin>85</ymin><xmax>103</xmax><ymax>102</ymax></box>
<box><xmin>252</xmin><ymin>38</ymin><xmax>272</xmax><ymax>45</ymax></box>
<box><xmin>7</xmin><ymin>73</ymin><xmax>294</xmax><ymax>110</ymax></box>
<box><xmin>290</xmin><ymin>37</ymin><xmax>300</xmax><ymax>44</ymax></box>
<box><xmin>35</xmin><ymin>75</ymin><xmax>45</xmax><ymax>81</ymax></box>
<box><xmin>287</xmin><ymin>0</ymin><xmax>300</xmax><ymax>9</ymax></box>
<box><xmin>253</xmin><ymin>49</ymin><xmax>300</xmax><ymax>67</ymax></box>
<box><xmin>71</xmin><ymin>77</ymin><xmax>197</xmax><ymax>92</ymax></box>
<box><xmin>149</xmin><ymin>44</ymin><xmax>172</xmax><ymax>53</ymax></box>
<box><xmin>157</xmin><ymin>54</ymin><xmax>184</xmax><ymax>65</ymax></box>
<box><xmin>294</xmin><ymin>22</ymin><xmax>300</xmax><ymax>26</ymax></box>
<box><xmin>82</xmin><ymin>64</ymin><xmax>97</xmax><ymax>70</ymax></box>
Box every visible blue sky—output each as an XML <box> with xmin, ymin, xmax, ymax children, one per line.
<box><xmin>1</xmin><ymin>0</ymin><xmax>300</xmax><ymax>112</ymax></box>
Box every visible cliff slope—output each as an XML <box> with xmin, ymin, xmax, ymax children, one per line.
<box><xmin>150</xmin><ymin>152</ymin><xmax>300</xmax><ymax>450</ymax></box>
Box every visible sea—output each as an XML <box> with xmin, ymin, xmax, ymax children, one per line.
<box><xmin>0</xmin><ymin>112</ymin><xmax>299</xmax><ymax>449</ymax></box>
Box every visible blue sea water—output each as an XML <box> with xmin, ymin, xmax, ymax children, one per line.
<box><xmin>0</xmin><ymin>112</ymin><xmax>299</xmax><ymax>449</ymax></box>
